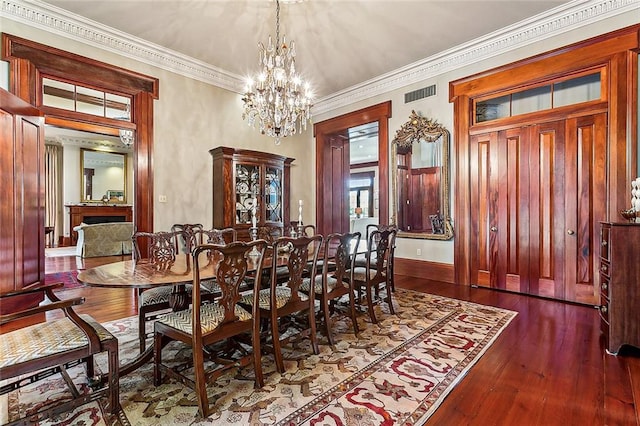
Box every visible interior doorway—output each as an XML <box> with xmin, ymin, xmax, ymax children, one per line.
<box><xmin>314</xmin><ymin>101</ymin><xmax>391</xmax><ymax>236</ymax></box>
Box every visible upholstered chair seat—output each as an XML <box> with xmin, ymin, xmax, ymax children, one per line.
<box><xmin>158</xmin><ymin>303</ymin><xmax>253</xmax><ymax>335</ymax></box>
<box><xmin>241</xmin><ymin>286</ymin><xmax>309</xmax><ymax>310</ymax></box>
<box><xmin>0</xmin><ymin>314</ymin><xmax>113</xmax><ymax>369</ymax></box>
<box><xmin>300</xmin><ymin>274</ymin><xmax>341</xmax><ymax>294</ymax></box>
<box><xmin>0</xmin><ymin>283</ymin><xmax>120</xmax><ymax>424</ymax></box>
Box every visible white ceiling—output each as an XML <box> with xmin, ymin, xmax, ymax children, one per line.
<box><xmin>42</xmin><ymin>0</ymin><xmax>569</xmax><ymax>100</ymax></box>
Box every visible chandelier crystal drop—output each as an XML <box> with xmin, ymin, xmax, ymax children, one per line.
<box><xmin>242</xmin><ymin>0</ymin><xmax>313</xmax><ymax>145</ymax></box>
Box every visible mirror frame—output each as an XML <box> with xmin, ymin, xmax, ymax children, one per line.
<box><xmin>390</xmin><ymin>111</ymin><xmax>453</xmax><ymax>240</ymax></box>
<box><xmin>80</xmin><ymin>148</ymin><xmax>128</xmax><ymax>203</ymax></box>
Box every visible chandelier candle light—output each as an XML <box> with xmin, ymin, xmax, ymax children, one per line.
<box><xmin>242</xmin><ymin>0</ymin><xmax>313</xmax><ymax>145</ymax></box>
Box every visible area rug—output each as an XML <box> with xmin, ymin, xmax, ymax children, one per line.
<box><xmin>44</xmin><ymin>270</ymin><xmax>84</xmax><ymax>290</ymax></box>
<box><xmin>2</xmin><ymin>289</ymin><xmax>516</xmax><ymax>425</ymax></box>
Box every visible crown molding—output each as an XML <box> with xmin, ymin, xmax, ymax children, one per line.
<box><xmin>1</xmin><ymin>0</ymin><xmax>246</xmax><ymax>92</ymax></box>
<box><xmin>2</xmin><ymin>0</ymin><xmax>637</xmax><ymax>116</ymax></box>
<box><xmin>313</xmin><ymin>0</ymin><xmax>639</xmax><ymax>115</ymax></box>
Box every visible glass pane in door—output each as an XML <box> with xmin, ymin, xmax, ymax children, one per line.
<box><xmin>265</xmin><ymin>167</ymin><xmax>283</xmax><ymax>222</ymax></box>
<box><xmin>235</xmin><ymin>163</ymin><xmax>259</xmax><ymax>225</ymax></box>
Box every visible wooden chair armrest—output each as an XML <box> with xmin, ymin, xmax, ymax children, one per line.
<box><xmin>0</xmin><ymin>297</ymin><xmax>85</xmax><ymax>326</ymax></box>
<box><xmin>0</xmin><ymin>282</ymin><xmax>64</xmax><ymax>299</ymax></box>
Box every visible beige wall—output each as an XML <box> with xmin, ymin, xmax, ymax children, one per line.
<box><xmin>1</xmin><ymin>11</ymin><xmax>637</xmax><ymax>262</ymax></box>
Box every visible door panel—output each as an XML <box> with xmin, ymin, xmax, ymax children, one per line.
<box><xmin>471</xmin><ymin>128</ymin><xmax>528</xmax><ymax>292</ymax></box>
<box><xmin>470</xmin><ymin>113</ymin><xmax>605</xmax><ymax>304</ymax></box>
<box><xmin>320</xmin><ymin>134</ymin><xmax>350</xmax><ymax>235</ymax></box>
<box><xmin>564</xmin><ymin>113</ymin><xmax>606</xmax><ymax>304</ymax></box>
<box><xmin>529</xmin><ymin>121</ymin><xmax>565</xmax><ymax>299</ymax></box>
<box><xmin>469</xmin><ymin>132</ymin><xmax>494</xmax><ymax>287</ymax></box>
<box><xmin>503</xmin><ymin>128</ymin><xmax>528</xmax><ymax>293</ymax></box>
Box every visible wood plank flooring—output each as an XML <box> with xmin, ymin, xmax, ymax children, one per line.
<box><xmin>28</xmin><ymin>257</ymin><xmax>640</xmax><ymax>424</ymax></box>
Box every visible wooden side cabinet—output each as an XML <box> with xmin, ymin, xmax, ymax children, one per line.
<box><xmin>210</xmin><ymin>147</ymin><xmax>293</xmax><ymax>241</ymax></box>
<box><xmin>599</xmin><ymin>222</ymin><xmax>640</xmax><ymax>354</ymax></box>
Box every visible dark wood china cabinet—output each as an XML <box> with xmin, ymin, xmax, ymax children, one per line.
<box><xmin>210</xmin><ymin>147</ymin><xmax>293</xmax><ymax>241</ymax></box>
<box><xmin>599</xmin><ymin>222</ymin><xmax>640</xmax><ymax>354</ymax></box>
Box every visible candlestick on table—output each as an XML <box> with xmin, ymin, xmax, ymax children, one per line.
<box><xmin>298</xmin><ymin>199</ymin><xmax>303</xmax><ymax>225</ymax></box>
<box><xmin>252</xmin><ymin>197</ymin><xmax>257</xmax><ymax>227</ymax></box>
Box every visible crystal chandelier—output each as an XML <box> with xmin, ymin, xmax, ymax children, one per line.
<box><xmin>242</xmin><ymin>0</ymin><xmax>313</xmax><ymax>145</ymax></box>
<box><xmin>117</xmin><ymin>104</ymin><xmax>134</xmax><ymax>147</ymax></box>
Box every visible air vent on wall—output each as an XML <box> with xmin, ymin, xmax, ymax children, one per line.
<box><xmin>404</xmin><ymin>84</ymin><xmax>436</xmax><ymax>103</ymax></box>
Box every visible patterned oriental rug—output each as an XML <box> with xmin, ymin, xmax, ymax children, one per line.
<box><xmin>2</xmin><ymin>289</ymin><xmax>516</xmax><ymax>425</ymax></box>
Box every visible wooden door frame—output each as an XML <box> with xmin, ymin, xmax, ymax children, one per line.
<box><xmin>314</xmin><ymin>101</ymin><xmax>391</xmax><ymax>235</ymax></box>
<box><xmin>2</xmin><ymin>34</ymin><xmax>159</xmax><ymax>237</ymax></box>
<box><xmin>450</xmin><ymin>25</ymin><xmax>639</xmax><ymax>286</ymax></box>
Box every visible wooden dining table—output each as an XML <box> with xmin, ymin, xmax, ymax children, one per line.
<box><xmin>76</xmin><ymin>247</ymin><xmax>303</xmax><ymax>376</ymax></box>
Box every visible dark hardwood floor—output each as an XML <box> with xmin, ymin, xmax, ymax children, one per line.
<box><xmin>34</xmin><ymin>255</ymin><xmax>640</xmax><ymax>424</ymax></box>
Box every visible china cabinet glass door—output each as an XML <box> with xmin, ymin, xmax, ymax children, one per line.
<box><xmin>265</xmin><ymin>166</ymin><xmax>283</xmax><ymax>222</ymax></box>
<box><xmin>235</xmin><ymin>163</ymin><xmax>260</xmax><ymax>225</ymax></box>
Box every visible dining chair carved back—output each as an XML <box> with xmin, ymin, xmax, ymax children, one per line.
<box><xmin>171</xmin><ymin>223</ymin><xmax>204</xmax><ymax>254</ymax></box>
<box><xmin>193</xmin><ymin>227</ymin><xmax>240</xmax><ymax>296</ymax></box>
<box><xmin>300</xmin><ymin>232</ymin><xmax>361</xmax><ymax>345</ymax></box>
<box><xmin>240</xmin><ymin>234</ymin><xmax>322</xmax><ymax>373</ymax></box>
<box><xmin>132</xmin><ymin>229</ymin><xmax>186</xmax><ymax>351</ymax></box>
<box><xmin>0</xmin><ymin>283</ymin><xmax>120</xmax><ymax>424</ymax></box>
<box><xmin>153</xmin><ymin>240</ymin><xmax>268</xmax><ymax>418</ymax></box>
<box><xmin>254</xmin><ymin>225</ymin><xmax>284</xmax><ymax>244</ymax></box>
<box><xmin>351</xmin><ymin>228</ymin><xmax>397</xmax><ymax>324</ymax></box>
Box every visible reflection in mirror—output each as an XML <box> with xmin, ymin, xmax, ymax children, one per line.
<box><xmin>80</xmin><ymin>148</ymin><xmax>127</xmax><ymax>203</ymax></box>
<box><xmin>391</xmin><ymin>111</ymin><xmax>453</xmax><ymax>240</ymax></box>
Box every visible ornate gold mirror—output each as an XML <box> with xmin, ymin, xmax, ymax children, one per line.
<box><xmin>80</xmin><ymin>148</ymin><xmax>127</xmax><ymax>203</ymax></box>
<box><xmin>391</xmin><ymin>111</ymin><xmax>453</xmax><ymax>239</ymax></box>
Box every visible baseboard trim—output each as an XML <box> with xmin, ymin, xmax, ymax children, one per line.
<box><xmin>395</xmin><ymin>258</ymin><xmax>455</xmax><ymax>284</ymax></box>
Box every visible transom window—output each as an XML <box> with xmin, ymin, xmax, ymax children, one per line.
<box><xmin>474</xmin><ymin>71</ymin><xmax>602</xmax><ymax>124</ymax></box>
<box><xmin>42</xmin><ymin>77</ymin><xmax>131</xmax><ymax>122</ymax></box>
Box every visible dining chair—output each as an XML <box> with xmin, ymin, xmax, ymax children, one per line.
<box><xmin>255</xmin><ymin>225</ymin><xmax>284</xmax><ymax>244</ymax></box>
<box><xmin>300</xmin><ymin>232</ymin><xmax>361</xmax><ymax>345</ymax></box>
<box><xmin>291</xmin><ymin>223</ymin><xmax>316</xmax><ymax>237</ymax></box>
<box><xmin>240</xmin><ymin>234</ymin><xmax>322</xmax><ymax>373</ymax></box>
<box><xmin>356</xmin><ymin>224</ymin><xmax>398</xmax><ymax>291</ymax></box>
<box><xmin>133</xmin><ymin>229</ymin><xmax>187</xmax><ymax>352</ymax></box>
<box><xmin>351</xmin><ymin>228</ymin><xmax>396</xmax><ymax>324</ymax></box>
<box><xmin>193</xmin><ymin>227</ymin><xmax>240</xmax><ymax>296</ymax></box>
<box><xmin>0</xmin><ymin>282</ymin><xmax>120</xmax><ymax>424</ymax></box>
<box><xmin>171</xmin><ymin>223</ymin><xmax>204</xmax><ymax>253</ymax></box>
<box><xmin>153</xmin><ymin>240</ymin><xmax>268</xmax><ymax>418</ymax></box>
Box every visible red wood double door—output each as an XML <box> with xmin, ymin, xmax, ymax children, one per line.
<box><xmin>470</xmin><ymin>113</ymin><xmax>606</xmax><ymax>304</ymax></box>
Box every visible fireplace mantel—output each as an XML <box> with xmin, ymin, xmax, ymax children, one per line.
<box><xmin>67</xmin><ymin>204</ymin><xmax>133</xmax><ymax>245</ymax></box>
